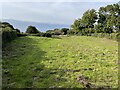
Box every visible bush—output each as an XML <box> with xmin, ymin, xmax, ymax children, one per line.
<box><xmin>54</xmin><ymin>30</ymin><xmax>63</xmax><ymax>35</ymax></box>
<box><xmin>116</xmin><ymin>33</ymin><xmax>120</xmax><ymax>41</ymax></box>
<box><xmin>91</xmin><ymin>33</ymin><xmax>118</xmax><ymax>40</ymax></box>
<box><xmin>17</xmin><ymin>33</ymin><xmax>28</xmax><ymax>37</ymax></box>
<box><xmin>26</xmin><ymin>26</ymin><xmax>39</xmax><ymax>34</ymax></box>
<box><xmin>67</xmin><ymin>29</ymin><xmax>75</xmax><ymax>35</ymax></box>
<box><xmin>2</xmin><ymin>29</ymin><xmax>17</xmax><ymax>44</ymax></box>
<box><xmin>61</xmin><ymin>28</ymin><xmax>69</xmax><ymax>35</ymax></box>
<box><xmin>41</xmin><ymin>33</ymin><xmax>52</xmax><ymax>37</ymax></box>
<box><xmin>1</xmin><ymin>22</ymin><xmax>22</xmax><ymax>46</ymax></box>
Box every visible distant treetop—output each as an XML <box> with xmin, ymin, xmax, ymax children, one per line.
<box><xmin>26</xmin><ymin>26</ymin><xmax>40</xmax><ymax>34</ymax></box>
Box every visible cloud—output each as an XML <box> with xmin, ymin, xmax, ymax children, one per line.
<box><xmin>0</xmin><ymin>0</ymin><xmax>119</xmax><ymax>2</ymax></box>
<box><xmin>2</xmin><ymin>1</ymin><xmax>118</xmax><ymax>25</ymax></box>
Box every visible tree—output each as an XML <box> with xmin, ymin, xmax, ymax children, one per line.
<box><xmin>116</xmin><ymin>16</ymin><xmax>120</xmax><ymax>32</ymax></box>
<box><xmin>81</xmin><ymin>9</ymin><xmax>97</xmax><ymax>28</ymax></box>
<box><xmin>98</xmin><ymin>7</ymin><xmax>107</xmax><ymax>26</ymax></box>
<box><xmin>42</xmin><ymin>33</ymin><xmax>52</xmax><ymax>37</ymax></box>
<box><xmin>61</xmin><ymin>28</ymin><xmax>69</xmax><ymax>35</ymax></box>
<box><xmin>1</xmin><ymin>22</ymin><xmax>18</xmax><ymax>45</ymax></box>
<box><xmin>97</xmin><ymin>3</ymin><xmax>120</xmax><ymax>33</ymax></box>
<box><xmin>67</xmin><ymin>29</ymin><xmax>75</xmax><ymax>35</ymax></box>
<box><xmin>15</xmin><ymin>29</ymin><xmax>20</xmax><ymax>33</ymax></box>
<box><xmin>71</xmin><ymin>9</ymin><xmax>97</xmax><ymax>35</ymax></box>
<box><xmin>71</xmin><ymin>3</ymin><xmax>119</xmax><ymax>35</ymax></box>
<box><xmin>1</xmin><ymin>22</ymin><xmax>14</xmax><ymax>29</ymax></box>
<box><xmin>94</xmin><ymin>23</ymin><xmax>104</xmax><ymax>33</ymax></box>
<box><xmin>71</xmin><ymin>19</ymin><xmax>84</xmax><ymax>34</ymax></box>
<box><xmin>26</xmin><ymin>26</ymin><xmax>39</xmax><ymax>34</ymax></box>
<box><xmin>53</xmin><ymin>28</ymin><xmax>63</xmax><ymax>35</ymax></box>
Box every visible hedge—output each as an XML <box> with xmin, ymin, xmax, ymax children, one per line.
<box><xmin>91</xmin><ymin>33</ymin><xmax>118</xmax><ymax>40</ymax></box>
<box><xmin>2</xmin><ymin>29</ymin><xmax>18</xmax><ymax>45</ymax></box>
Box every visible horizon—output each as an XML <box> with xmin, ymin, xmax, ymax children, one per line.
<box><xmin>2</xmin><ymin>19</ymin><xmax>70</xmax><ymax>25</ymax></box>
<box><xmin>2</xmin><ymin>19</ymin><xmax>70</xmax><ymax>32</ymax></box>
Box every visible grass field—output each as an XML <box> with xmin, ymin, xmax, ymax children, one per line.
<box><xmin>3</xmin><ymin>36</ymin><xmax>118</xmax><ymax>88</ymax></box>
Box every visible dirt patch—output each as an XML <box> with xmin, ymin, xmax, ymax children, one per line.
<box><xmin>77</xmin><ymin>74</ymin><xmax>111</xmax><ymax>89</ymax></box>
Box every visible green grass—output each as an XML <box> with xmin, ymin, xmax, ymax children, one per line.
<box><xmin>3</xmin><ymin>36</ymin><xmax>118</xmax><ymax>88</ymax></box>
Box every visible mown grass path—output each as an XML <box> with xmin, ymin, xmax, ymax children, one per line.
<box><xmin>3</xmin><ymin>36</ymin><xmax>118</xmax><ymax>88</ymax></box>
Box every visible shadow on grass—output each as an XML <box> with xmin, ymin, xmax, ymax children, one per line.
<box><xmin>2</xmin><ymin>36</ymin><xmax>68</xmax><ymax>88</ymax></box>
<box><xmin>51</xmin><ymin>37</ymin><xmax>62</xmax><ymax>39</ymax></box>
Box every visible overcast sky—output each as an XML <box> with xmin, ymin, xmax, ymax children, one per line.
<box><xmin>1</xmin><ymin>0</ymin><xmax>119</xmax><ymax>25</ymax></box>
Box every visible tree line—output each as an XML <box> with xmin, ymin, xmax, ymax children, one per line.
<box><xmin>1</xmin><ymin>2</ymin><xmax>120</xmax><ymax>45</ymax></box>
<box><xmin>45</xmin><ymin>3</ymin><xmax>119</xmax><ymax>38</ymax></box>
<box><xmin>70</xmin><ymin>3</ymin><xmax>120</xmax><ymax>35</ymax></box>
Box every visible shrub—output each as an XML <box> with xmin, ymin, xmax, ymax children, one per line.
<box><xmin>67</xmin><ymin>29</ymin><xmax>75</xmax><ymax>35</ymax></box>
<box><xmin>1</xmin><ymin>22</ymin><xmax>22</xmax><ymax>46</ymax></box>
<box><xmin>61</xmin><ymin>28</ymin><xmax>69</xmax><ymax>35</ymax></box>
<box><xmin>26</xmin><ymin>26</ymin><xmax>39</xmax><ymax>34</ymax></box>
<box><xmin>41</xmin><ymin>33</ymin><xmax>52</xmax><ymax>37</ymax></box>
<box><xmin>91</xmin><ymin>33</ymin><xmax>118</xmax><ymax>40</ymax></box>
<box><xmin>2</xmin><ymin>28</ymin><xmax>17</xmax><ymax>44</ymax></box>
<box><xmin>15</xmin><ymin>29</ymin><xmax>20</xmax><ymax>33</ymax></box>
<box><xmin>54</xmin><ymin>30</ymin><xmax>63</xmax><ymax>35</ymax></box>
<box><xmin>17</xmin><ymin>33</ymin><xmax>28</xmax><ymax>37</ymax></box>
